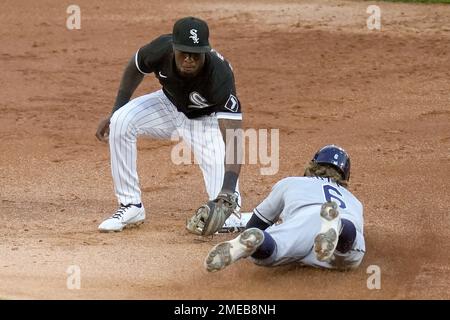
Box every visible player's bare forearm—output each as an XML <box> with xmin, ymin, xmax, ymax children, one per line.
<box><xmin>218</xmin><ymin>118</ymin><xmax>242</xmax><ymax>194</ymax></box>
<box><xmin>111</xmin><ymin>57</ymin><xmax>145</xmax><ymax>114</ymax></box>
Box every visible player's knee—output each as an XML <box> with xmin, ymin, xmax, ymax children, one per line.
<box><xmin>333</xmin><ymin>251</ymin><xmax>364</xmax><ymax>271</ymax></box>
<box><xmin>109</xmin><ymin>118</ymin><xmax>125</xmax><ymax>141</ymax></box>
<box><xmin>336</xmin><ymin>219</ymin><xmax>357</xmax><ymax>254</ymax></box>
<box><xmin>109</xmin><ymin>110</ymin><xmax>135</xmax><ymax>140</ymax></box>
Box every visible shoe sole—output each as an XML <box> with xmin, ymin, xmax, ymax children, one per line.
<box><xmin>98</xmin><ymin>212</ymin><xmax>145</xmax><ymax>233</ymax></box>
<box><xmin>314</xmin><ymin>201</ymin><xmax>340</xmax><ymax>262</ymax></box>
<box><xmin>205</xmin><ymin>228</ymin><xmax>264</xmax><ymax>273</ymax></box>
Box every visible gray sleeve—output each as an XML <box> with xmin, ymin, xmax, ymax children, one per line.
<box><xmin>253</xmin><ymin>179</ymin><xmax>288</xmax><ymax>225</ymax></box>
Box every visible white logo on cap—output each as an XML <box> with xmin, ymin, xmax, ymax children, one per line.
<box><xmin>189</xmin><ymin>29</ymin><xmax>199</xmax><ymax>44</ymax></box>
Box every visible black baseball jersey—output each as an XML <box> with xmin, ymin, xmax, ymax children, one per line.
<box><xmin>135</xmin><ymin>34</ymin><xmax>242</xmax><ymax>120</ymax></box>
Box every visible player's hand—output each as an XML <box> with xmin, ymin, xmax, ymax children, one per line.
<box><xmin>95</xmin><ymin>116</ymin><xmax>111</xmax><ymax>143</ymax></box>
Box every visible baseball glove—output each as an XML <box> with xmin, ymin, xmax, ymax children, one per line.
<box><xmin>186</xmin><ymin>192</ymin><xmax>240</xmax><ymax>236</ymax></box>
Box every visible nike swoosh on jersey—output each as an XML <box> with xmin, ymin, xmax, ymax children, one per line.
<box><xmin>158</xmin><ymin>71</ymin><xmax>168</xmax><ymax>78</ymax></box>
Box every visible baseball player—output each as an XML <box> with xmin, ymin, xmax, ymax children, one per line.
<box><xmin>95</xmin><ymin>17</ymin><xmax>244</xmax><ymax>232</ymax></box>
<box><xmin>204</xmin><ymin>145</ymin><xmax>366</xmax><ymax>272</ymax></box>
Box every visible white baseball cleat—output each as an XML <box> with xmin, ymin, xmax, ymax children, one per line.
<box><xmin>98</xmin><ymin>204</ymin><xmax>145</xmax><ymax>232</ymax></box>
<box><xmin>314</xmin><ymin>201</ymin><xmax>341</xmax><ymax>262</ymax></box>
<box><xmin>204</xmin><ymin>228</ymin><xmax>265</xmax><ymax>272</ymax></box>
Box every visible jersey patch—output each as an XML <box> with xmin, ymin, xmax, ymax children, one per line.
<box><xmin>224</xmin><ymin>94</ymin><xmax>239</xmax><ymax>112</ymax></box>
<box><xmin>188</xmin><ymin>91</ymin><xmax>211</xmax><ymax>109</ymax></box>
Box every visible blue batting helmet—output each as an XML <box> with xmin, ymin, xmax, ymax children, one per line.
<box><xmin>312</xmin><ymin>145</ymin><xmax>351</xmax><ymax>181</ymax></box>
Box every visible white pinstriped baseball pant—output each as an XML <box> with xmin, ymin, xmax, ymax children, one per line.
<box><xmin>109</xmin><ymin>89</ymin><xmax>240</xmax><ymax>207</ymax></box>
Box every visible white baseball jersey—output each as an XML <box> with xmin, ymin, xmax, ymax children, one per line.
<box><xmin>251</xmin><ymin>176</ymin><xmax>365</xmax><ymax>269</ymax></box>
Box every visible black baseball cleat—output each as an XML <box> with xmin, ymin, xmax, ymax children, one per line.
<box><xmin>216</xmin><ymin>212</ymin><xmax>252</xmax><ymax>234</ymax></box>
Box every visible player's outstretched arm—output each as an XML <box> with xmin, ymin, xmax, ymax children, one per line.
<box><xmin>95</xmin><ymin>56</ymin><xmax>145</xmax><ymax>142</ymax></box>
<box><xmin>185</xmin><ymin>118</ymin><xmax>243</xmax><ymax>236</ymax></box>
<box><xmin>218</xmin><ymin>118</ymin><xmax>242</xmax><ymax>194</ymax></box>
<box><xmin>111</xmin><ymin>56</ymin><xmax>145</xmax><ymax>114</ymax></box>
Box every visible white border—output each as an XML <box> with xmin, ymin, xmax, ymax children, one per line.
<box><xmin>135</xmin><ymin>49</ymin><xmax>150</xmax><ymax>75</ymax></box>
<box><xmin>216</xmin><ymin>112</ymin><xmax>243</xmax><ymax>120</ymax></box>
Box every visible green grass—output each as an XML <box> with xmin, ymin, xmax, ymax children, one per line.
<box><xmin>379</xmin><ymin>0</ymin><xmax>450</xmax><ymax>3</ymax></box>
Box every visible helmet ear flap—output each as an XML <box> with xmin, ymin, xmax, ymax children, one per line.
<box><xmin>346</xmin><ymin>158</ymin><xmax>351</xmax><ymax>182</ymax></box>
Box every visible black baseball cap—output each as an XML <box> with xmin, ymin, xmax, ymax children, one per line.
<box><xmin>172</xmin><ymin>17</ymin><xmax>211</xmax><ymax>53</ymax></box>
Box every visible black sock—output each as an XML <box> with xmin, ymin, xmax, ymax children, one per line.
<box><xmin>251</xmin><ymin>231</ymin><xmax>276</xmax><ymax>260</ymax></box>
<box><xmin>246</xmin><ymin>214</ymin><xmax>270</xmax><ymax>230</ymax></box>
<box><xmin>336</xmin><ymin>219</ymin><xmax>356</xmax><ymax>253</ymax></box>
